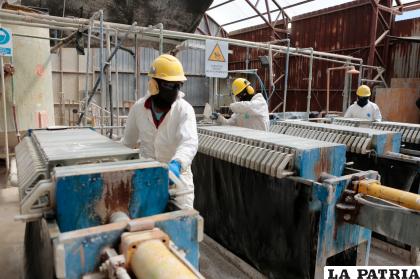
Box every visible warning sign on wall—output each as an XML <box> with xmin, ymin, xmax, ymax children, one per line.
<box><xmin>205</xmin><ymin>40</ymin><xmax>228</xmax><ymax>78</ymax></box>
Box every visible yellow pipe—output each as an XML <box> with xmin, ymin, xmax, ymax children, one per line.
<box><xmin>355</xmin><ymin>180</ymin><xmax>420</xmax><ymax>211</ymax></box>
<box><xmin>131</xmin><ymin>239</ymin><xmax>198</xmax><ymax>279</ymax></box>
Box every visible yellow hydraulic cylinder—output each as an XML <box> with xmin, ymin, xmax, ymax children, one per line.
<box><xmin>355</xmin><ymin>180</ymin><xmax>420</xmax><ymax>211</ymax></box>
<box><xmin>131</xmin><ymin>239</ymin><xmax>198</xmax><ymax>279</ymax></box>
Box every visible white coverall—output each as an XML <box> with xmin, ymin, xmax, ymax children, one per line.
<box><xmin>344</xmin><ymin>100</ymin><xmax>382</xmax><ymax>121</ymax></box>
<box><xmin>218</xmin><ymin>93</ymin><xmax>270</xmax><ymax>131</ymax></box>
<box><xmin>123</xmin><ymin>91</ymin><xmax>198</xmax><ymax>209</ymax></box>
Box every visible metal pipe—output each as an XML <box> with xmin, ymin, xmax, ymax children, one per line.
<box><xmin>306</xmin><ymin>48</ymin><xmax>314</xmax><ymax>114</ymax></box>
<box><xmin>0</xmin><ymin>9</ymin><xmax>364</xmax><ymax>63</ymax></box>
<box><xmin>83</xmin><ymin>26</ymin><xmax>92</xmax><ymax>126</ymax></box>
<box><xmin>228</xmin><ymin>69</ymin><xmax>258</xmax><ymax>73</ymax></box>
<box><xmin>283</xmin><ymin>39</ymin><xmax>290</xmax><ymax>119</ymax></box>
<box><xmin>1</xmin><ymin>57</ymin><xmax>9</xmax><ymax>171</ymax></box>
<box><xmin>10</xmin><ymin>57</ymin><xmax>20</xmax><ymax>142</ymax></box>
<box><xmin>110</xmin><ymin>211</ymin><xmax>130</xmax><ymax>223</ymax></box>
<box><xmin>326</xmin><ymin>65</ymin><xmax>357</xmax><ymax>114</ymax></box>
<box><xmin>13</xmin><ymin>33</ymin><xmax>61</xmax><ymax>41</ymax></box>
<box><xmin>77</xmin><ymin>22</ymin><xmax>138</xmax><ymax>125</ymax></box>
<box><xmin>106</xmin><ymin>27</ymin><xmax>113</xmax><ymax>138</ymax></box>
<box><xmin>82</xmin><ymin>11</ymin><xmax>102</xmax><ymax>126</ymax></box>
<box><xmin>355</xmin><ymin>180</ymin><xmax>420</xmax><ymax>211</ymax></box>
<box><xmin>158</xmin><ymin>23</ymin><xmax>164</xmax><ymax>55</ymax></box>
<box><xmin>268</xmin><ymin>44</ymin><xmax>274</xmax><ymax>98</ymax></box>
<box><xmin>131</xmin><ymin>240</ymin><xmax>197</xmax><ymax>279</ymax></box>
<box><xmin>99</xmin><ymin>10</ymin><xmax>105</xmax><ymax>128</ymax></box>
<box><xmin>115</xmin><ymin>30</ymin><xmax>120</xmax><ymax>137</ymax></box>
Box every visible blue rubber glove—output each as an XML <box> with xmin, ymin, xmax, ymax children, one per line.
<box><xmin>210</xmin><ymin>112</ymin><xmax>219</xmax><ymax>120</ymax></box>
<box><xmin>168</xmin><ymin>160</ymin><xmax>182</xmax><ymax>184</ymax></box>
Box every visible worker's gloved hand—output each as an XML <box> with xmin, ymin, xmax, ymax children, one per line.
<box><xmin>210</xmin><ymin>112</ymin><xmax>219</xmax><ymax>120</ymax></box>
<box><xmin>168</xmin><ymin>160</ymin><xmax>182</xmax><ymax>185</ymax></box>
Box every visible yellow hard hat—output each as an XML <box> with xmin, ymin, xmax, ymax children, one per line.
<box><xmin>231</xmin><ymin>78</ymin><xmax>255</xmax><ymax>96</ymax></box>
<box><xmin>356</xmin><ymin>85</ymin><xmax>371</xmax><ymax>97</ymax></box>
<box><xmin>148</xmin><ymin>54</ymin><xmax>187</xmax><ymax>82</ymax></box>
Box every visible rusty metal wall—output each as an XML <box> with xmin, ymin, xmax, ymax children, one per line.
<box><xmin>229</xmin><ymin>0</ymin><xmax>374</xmax><ymax>112</ymax></box>
<box><xmin>389</xmin><ymin>18</ymin><xmax>420</xmax><ymax>79</ymax></box>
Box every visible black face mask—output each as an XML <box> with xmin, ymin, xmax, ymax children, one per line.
<box><xmin>237</xmin><ymin>89</ymin><xmax>253</xmax><ymax>102</ymax></box>
<box><xmin>152</xmin><ymin>79</ymin><xmax>181</xmax><ymax>110</ymax></box>
<box><xmin>357</xmin><ymin>97</ymin><xmax>369</xmax><ymax>108</ymax></box>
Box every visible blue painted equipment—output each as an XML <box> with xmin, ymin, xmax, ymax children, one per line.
<box><xmin>270</xmin><ymin>120</ymin><xmax>419</xmax><ymax>193</ymax></box>
<box><xmin>333</xmin><ymin>117</ymin><xmax>420</xmax><ymax>155</ymax></box>
<box><xmin>15</xmin><ymin>128</ymin><xmax>203</xmax><ymax>279</ymax></box>
<box><xmin>193</xmin><ymin>125</ymin><xmax>420</xmax><ymax>279</ymax></box>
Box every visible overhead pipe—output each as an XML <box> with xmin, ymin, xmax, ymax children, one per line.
<box><xmin>326</xmin><ymin>65</ymin><xmax>360</xmax><ymax>114</ymax></box>
<box><xmin>0</xmin><ymin>14</ymin><xmax>375</xmax><ymax>72</ymax></box>
<box><xmin>0</xmin><ymin>9</ymin><xmax>365</xmax><ymax>63</ymax></box>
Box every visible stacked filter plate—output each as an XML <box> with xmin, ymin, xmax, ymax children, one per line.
<box><xmin>370</xmin><ymin>122</ymin><xmax>420</xmax><ymax>146</ymax></box>
<box><xmin>332</xmin><ymin>117</ymin><xmax>372</xmax><ymax>128</ymax></box>
<box><xmin>270</xmin><ymin>120</ymin><xmax>401</xmax><ymax>155</ymax></box>
<box><xmin>15</xmin><ymin>128</ymin><xmax>139</xmax><ymax>201</ymax></box>
<box><xmin>198</xmin><ymin>125</ymin><xmax>347</xmax><ymax>180</ymax></box>
<box><xmin>15</xmin><ymin>137</ymin><xmax>48</xmax><ymax>199</ymax></box>
<box><xmin>332</xmin><ymin>118</ymin><xmax>420</xmax><ymax>146</ymax></box>
<box><xmin>194</xmin><ymin>126</ymin><xmax>347</xmax><ymax>278</ymax></box>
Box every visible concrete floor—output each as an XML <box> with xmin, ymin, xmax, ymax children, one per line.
<box><xmin>0</xmin><ymin>187</ymin><xmax>25</xmax><ymax>279</ymax></box>
<box><xmin>0</xmin><ymin>169</ymin><xmax>410</xmax><ymax>279</ymax></box>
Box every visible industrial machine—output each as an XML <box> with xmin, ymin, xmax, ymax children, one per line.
<box><xmin>15</xmin><ymin>128</ymin><xmax>203</xmax><ymax>279</ymax></box>
<box><xmin>192</xmin><ymin>125</ymin><xmax>420</xmax><ymax>279</ymax></box>
<box><xmin>332</xmin><ymin>117</ymin><xmax>420</xmax><ymax>155</ymax></box>
<box><xmin>270</xmin><ymin>120</ymin><xmax>420</xmax><ymax>193</ymax></box>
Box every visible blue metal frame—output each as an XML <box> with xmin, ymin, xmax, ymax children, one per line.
<box><xmin>55</xmin><ymin>210</ymin><xmax>200</xmax><ymax>279</ymax></box>
<box><xmin>55</xmin><ymin>164</ymin><xmax>169</xmax><ymax>232</ymax></box>
<box><xmin>312</xmin><ymin>177</ymin><xmax>373</xmax><ymax>279</ymax></box>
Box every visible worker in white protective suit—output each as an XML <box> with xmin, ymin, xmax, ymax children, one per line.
<box><xmin>123</xmin><ymin>54</ymin><xmax>198</xmax><ymax>209</ymax></box>
<box><xmin>344</xmin><ymin>85</ymin><xmax>382</xmax><ymax>121</ymax></box>
<box><xmin>213</xmin><ymin>78</ymin><xmax>270</xmax><ymax>131</ymax></box>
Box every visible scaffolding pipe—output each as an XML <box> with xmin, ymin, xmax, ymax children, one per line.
<box><xmin>77</xmin><ymin>22</ymin><xmax>138</xmax><ymax>125</ymax></box>
<box><xmin>326</xmin><ymin>65</ymin><xmax>358</xmax><ymax>114</ymax></box>
<box><xmin>306</xmin><ymin>48</ymin><xmax>313</xmax><ymax>114</ymax></box>
<box><xmin>106</xmin><ymin>27</ymin><xmax>113</xmax><ymax>138</ymax></box>
<box><xmin>283</xmin><ymin>39</ymin><xmax>290</xmax><ymax>119</ymax></box>
<box><xmin>83</xmin><ymin>11</ymin><xmax>102</xmax><ymax>126</ymax></box>
<box><xmin>115</xmin><ymin>30</ymin><xmax>120</xmax><ymax>137</ymax></box>
<box><xmin>9</xmin><ymin>57</ymin><xmax>20</xmax><ymax>143</ymax></box>
<box><xmin>158</xmin><ymin>23</ymin><xmax>164</xmax><ymax>55</ymax></box>
<box><xmin>1</xmin><ymin>57</ymin><xmax>9</xmax><ymax>171</ymax></box>
<box><xmin>99</xmin><ymin>10</ymin><xmax>105</xmax><ymax>129</ymax></box>
<box><xmin>268</xmin><ymin>44</ymin><xmax>274</xmax><ymax>97</ymax></box>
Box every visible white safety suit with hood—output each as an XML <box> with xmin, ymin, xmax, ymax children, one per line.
<box><xmin>218</xmin><ymin>93</ymin><xmax>270</xmax><ymax>131</ymax></box>
<box><xmin>123</xmin><ymin>91</ymin><xmax>198</xmax><ymax>209</ymax></box>
<box><xmin>344</xmin><ymin>100</ymin><xmax>382</xmax><ymax>121</ymax></box>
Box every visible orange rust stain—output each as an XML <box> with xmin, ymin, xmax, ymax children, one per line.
<box><xmin>79</xmin><ymin>245</ymin><xmax>85</xmax><ymax>269</ymax></box>
<box><xmin>314</xmin><ymin>148</ymin><xmax>330</xmax><ymax>181</ymax></box>
<box><xmin>384</xmin><ymin>134</ymin><xmax>394</xmax><ymax>153</ymax></box>
<box><xmin>95</xmin><ymin>171</ymin><xmax>133</xmax><ymax>223</ymax></box>
<box><xmin>35</xmin><ymin>64</ymin><xmax>45</xmax><ymax>77</ymax></box>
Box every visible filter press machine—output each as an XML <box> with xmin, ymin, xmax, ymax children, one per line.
<box><xmin>15</xmin><ymin>127</ymin><xmax>203</xmax><ymax>279</ymax></box>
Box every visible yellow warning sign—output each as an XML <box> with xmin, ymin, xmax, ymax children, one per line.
<box><xmin>208</xmin><ymin>43</ymin><xmax>226</xmax><ymax>62</ymax></box>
